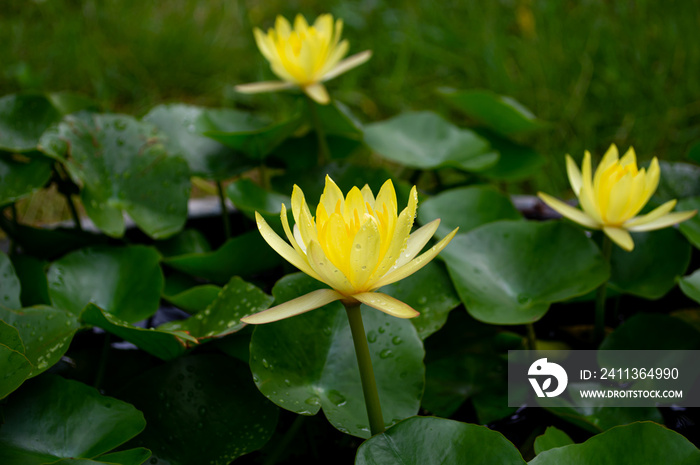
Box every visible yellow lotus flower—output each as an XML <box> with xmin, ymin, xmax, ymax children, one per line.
<box><xmin>235</xmin><ymin>13</ymin><xmax>372</xmax><ymax>105</ymax></box>
<box><xmin>241</xmin><ymin>176</ymin><xmax>458</xmax><ymax>324</ymax></box>
<box><xmin>538</xmin><ymin>144</ymin><xmax>696</xmax><ymax>251</ymax></box>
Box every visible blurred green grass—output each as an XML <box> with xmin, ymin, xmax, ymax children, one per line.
<box><xmin>3</xmin><ymin>0</ymin><xmax>700</xmax><ymax>192</ymax></box>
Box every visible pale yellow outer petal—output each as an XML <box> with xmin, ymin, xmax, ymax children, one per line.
<box><xmin>537</xmin><ymin>192</ymin><xmax>600</xmax><ymax>229</ymax></box>
<box><xmin>360</xmin><ymin>184</ymin><xmax>375</xmax><ymax>206</ymax></box>
<box><xmin>241</xmin><ymin>289</ymin><xmax>343</xmax><ymax>324</ymax></box>
<box><xmin>321</xmin><ymin>49</ymin><xmax>372</xmax><ymax>82</ymax></box>
<box><xmin>619</xmin><ymin>146</ymin><xmax>637</xmax><ymax>167</ymax></box>
<box><xmin>320</xmin><ymin>175</ymin><xmax>345</xmax><ymax>215</ymax></box>
<box><xmin>255</xmin><ymin>212</ymin><xmax>322</xmax><ymax>281</ymax></box>
<box><xmin>280</xmin><ymin>203</ymin><xmax>306</xmax><ymax>257</ymax></box>
<box><xmin>625</xmin><ymin>210</ymin><xmax>697</xmax><ymax>232</ymax></box>
<box><xmin>605</xmin><ymin>172</ymin><xmax>633</xmax><ymax>224</ymax></box>
<box><xmin>624</xmin><ymin>200</ymin><xmax>677</xmax><ymax>228</ymax></box>
<box><xmin>603</xmin><ymin>226</ymin><xmax>634</xmax><ymax>251</ymax></box>
<box><xmin>579</xmin><ymin>151</ymin><xmax>604</xmax><ymax>224</ymax></box>
<box><xmin>235</xmin><ymin>81</ymin><xmax>296</xmax><ymax>94</ymax></box>
<box><xmin>391</xmin><ymin>219</ymin><xmax>441</xmax><ymax>270</ymax></box>
<box><xmin>640</xmin><ymin>157</ymin><xmax>660</xmax><ymax>206</ymax></box>
<box><xmin>349</xmin><ymin>217</ymin><xmax>382</xmax><ymax>289</ymax></box>
<box><xmin>352</xmin><ymin>292</ymin><xmax>419</xmax><ymax>319</ymax></box>
<box><xmin>374</xmin><ymin>227</ymin><xmax>459</xmax><ymax>289</ymax></box>
<box><xmin>566</xmin><ymin>154</ymin><xmax>583</xmax><ymax>196</ymax></box>
<box><xmin>304</xmin><ymin>82</ymin><xmax>330</xmax><ymax>104</ymax></box>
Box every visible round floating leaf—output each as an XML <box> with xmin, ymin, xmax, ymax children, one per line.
<box><xmin>678</xmin><ymin>196</ymin><xmax>700</xmax><ymax>249</ymax></box>
<box><xmin>1</xmin><ymin>222</ymin><xmax>108</xmax><ymax>261</ymax></box>
<box><xmin>249</xmin><ymin>273</ymin><xmax>424</xmax><ymax>438</ymax></box>
<box><xmin>203</xmin><ymin>116</ymin><xmax>300</xmax><ymax>161</ymax></box>
<box><xmin>655</xmin><ymin>161</ymin><xmax>700</xmax><ymax>202</ymax></box>
<box><xmin>81</xmin><ymin>304</ymin><xmax>195</xmax><ymax>361</ymax></box>
<box><xmin>163</xmin><ymin>231</ymin><xmax>282</xmax><ymax>284</ymax></box>
<box><xmin>47</xmin><ymin>92</ymin><xmax>101</xmax><ymax>115</ymax></box>
<box><xmin>441</xmin><ymin>221</ymin><xmax>609</xmax><ymax>324</ymax></box>
<box><xmin>39</xmin><ymin>113</ymin><xmax>190</xmax><ymax>239</ymax></box>
<box><xmin>680</xmin><ymin>268</ymin><xmax>700</xmax><ymax>304</ymax></box>
<box><xmin>475</xmin><ymin>129</ymin><xmax>546</xmax><ymax>181</ymax></box>
<box><xmin>530</xmin><ymin>421</ymin><xmax>700</xmax><ymax>465</ymax></box>
<box><xmin>163</xmin><ymin>284</ymin><xmax>221</xmax><ymax>314</ymax></box>
<box><xmin>307</xmin><ymin>100</ymin><xmax>363</xmax><ymax>138</ymax></box>
<box><xmin>226</xmin><ymin>177</ymin><xmax>290</xmax><ymax>225</ymax></box>
<box><xmin>143</xmin><ymin>104</ymin><xmax>251</xmax><ymax>180</ymax></box>
<box><xmin>155</xmin><ymin>229</ymin><xmax>211</xmax><ymax>258</ymax></box>
<box><xmin>96</xmin><ymin>449</ymin><xmax>152</xmax><ymax>465</ymax></box>
<box><xmin>0</xmin><ymin>305</ymin><xmax>80</xmax><ymax>376</ymax></box>
<box><xmin>0</xmin><ymin>250</ymin><xmax>22</xmax><ymax>309</ymax></box>
<box><xmin>0</xmin><ymin>93</ymin><xmax>61</xmax><ymax>152</ymax></box>
<box><xmin>534</xmin><ymin>427</ymin><xmax>574</xmax><ymax>455</ymax></box>
<box><xmin>600</xmin><ymin>313</ymin><xmax>700</xmax><ymax>351</ymax></box>
<box><xmin>608</xmin><ymin>228</ymin><xmax>691</xmax><ymax>299</ymax></box>
<box><xmin>159</xmin><ymin>277</ymin><xmax>273</xmax><ymax>340</ymax></box>
<box><xmin>120</xmin><ymin>354</ymin><xmax>278</xmax><ymax>465</ymax></box>
<box><xmin>0</xmin><ymin>321</ymin><xmax>32</xmax><ymax>399</ymax></box>
<box><xmin>438</xmin><ymin>88</ymin><xmax>546</xmax><ymax>136</ymax></box>
<box><xmin>364</xmin><ymin>111</ymin><xmax>496</xmax><ymax>171</ymax></box>
<box><xmin>0</xmin><ymin>375</ymin><xmax>146</xmax><ymax>465</ymax></box>
<box><xmin>48</xmin><ymin>245</ymin><xmax>164</xmax><ymax>323</ymax></box>
<box><xmin>355</xmin><ymin>416</ymin><xmax>526</xmax><ymax>465</ymax></box>
<box><xmin>546</xmin><ymin>404</ymin><xmax>662</xmax><ymax>433</ymax></box>
<box><xmin>0</xmin><ymin>153</ymin><xmax>53</xmax><ymax>207</ymax></box>
<box><xmin>11</xmin><ymin>254</ymin><xmax>50</xmax><ymax>307</ymax></box>
<box><xmin>380</xmin><ymin>261</ymin><xmax>460</xmax><ymax>340</ymax></box>
<box><xmin>417</xmin><ymin>186</ymin><xmax>521</xmax><ymax>239</ymax></box>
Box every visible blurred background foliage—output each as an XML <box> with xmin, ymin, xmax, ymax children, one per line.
<box><xmin>2</xmin><ymin>0</ymin><xmax>700</xmax><ymax>186</ymax></box>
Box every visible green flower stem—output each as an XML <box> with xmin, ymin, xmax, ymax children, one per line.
<box><xmin>65</xmin><ymin>193</ymin><xmax>83</xmax><ymax>232</ymax></box>
<box><xmin>344</xmin><ymin>301</ymin><xmax>385</xmax><ymax>436</ymax></box>
<box><xmin>526</xmin><ymin>323</ymin><xmax>537</xmax><ymax>350</ymax></box>
<box><xmin>307</xmin><ymin>96</ymin><xmax>331</xmax><ymax>165</ymax></box>
<box><xmin>216</xmin><ymin>181</ymin><xmax>231</xmax><ymax>240</ymax></box>
<box><xmin>594</xmin><ymin>234</ymin><xmax>613</xmax><ymax>344</ymax></box>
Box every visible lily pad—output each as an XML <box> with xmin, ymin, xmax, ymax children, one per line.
<box><xmin>307</xmin><ymin>99</ymin><xmax>363</xmax><ymax>139</ymax></box>
<box><xmin>439</xmin><ymin>88</ymin><xmax>546</xmax><ymax>136</ymax></box>
<box><xmin>380</xmin><ymin>261</ymin><xmax>460</xmax><ymax>340</ymax></box>
<box><xmin>155</xmin><ymin>229</ymin><xmax>211</xmax><ymax>258</ymax></box>
<box><xmin>81</xmin><ymin>304</ymin><xmax>196</xmax><ymax>361</ymax></box>
<box><xmin>163</xmin><ymin>230</ymin><xmax>282</xmax><ymax>284</ymax></box>
<box><xmin>417</xmin><ymin>185</ymin><xmax>521</xmax><ymax>239</ymax></box>
<box><xmin>600</xmin><ymin>313</ymin><xmax>700</xmax><ymax>351</ymax></box>
<box><xmin>47</xmin><ymin>92</ymin><xmax>101</xmax><ymax>115</ymax></box>
<box><xmin>677</xmin><ymin>196</ymin><xmax>700</xmax><ymax>249</ymax></box>
<box><xmin>0</xmin><ymin>152</ymin><xmax>53</xmax><ymax>207</ymax></box>
<box><xmin>364</xmin><ymin>111</ymin><xmax>496</xmax><ymax>171</ymax></box>
<box><xmin>0</xmin><ymin>93</ymin><xmax>61</xmax><ymax>152</ymax></box>
<box><xmin>203</xmin><ymin>115</ymin><xmax>300</xmax><ymax>161</ymax></box>
<box><xmin>11</xmin><ymin>254</ymin><xmax>50</xmax><ymax>307</ymax></box>
<box><xmin>655</xmin><ymin>161</ymin><xmax>700</xmax><ymax>202</ymax></box>
<box><xmin>143</xmin><ymin>104</ymin><xmax>252</xmax><ymax>180</ymax></box>
<box><xmin>530</xmin><ymin>421</ymin><xmax>700</xmax><ymax>465</ymax></box>
<box><xmin>680</xmin><ymin>268</ymin><xmax>700</xmax><ymax>305</ymax></box>
<box><xmin>159</xmin><ymin>276</ymin><xmax>273</xmax><ymax>340</ymax></box>
<box><xmin>0</xmin><ymin>321</ymin><xmax>33</xmax><ymax>399</ymax></box>
<box><xmin>226</xmin><ymin>177</ymin><xmax>290</xmax><ymax>226</ymax></box>
<box><xmin>47</xmin><ymin>245</ymin><xmax>164</xmax><ymax>323</ymax></box>
<box><xmin>119</xmin><ymin>354</ymin><xmax>278</xmax><ymax>465</ymax></box>
<box><xmin>95</xmin><ymin>449</ymin><xmax>152</xmax><ymax>465</ymax></box>
<box><xmin>355</xmin><ymin>416</ymin><xmax>526</xmax><ymax>465</ymax></box>
<box><xmin>0</xmin><ymin>250</ymin><xmax>22</xmax><ymax>309</ymax></box>
<box><xmin>0</xmin><ymin>375</ymin><xmax>146</xmax><ymax>465</ymax></box>
<box><xmin>441</xmin><ymin>221</ymin><xmax>609</xmax><ymax>324</ymax></box>
<box><xmin>608</xmin><ymin>228</ymin><xmax>691</xmax><ymax>299</ymax></box>
<box><xmin>0</xmin><ymin>305</ymin><xmax>80</xmax><ymax>376</ymax></box>
<box><xmin>249</xmin><ymin>273</ymin><xmax>425</xmax><ymax>438</ymax></box>
<box><xmin>0</xmin><ymin>222</ymin><xmax>108</xmax><ymax>261</ymax></box>
<box><xmin>534</xmin><ymin>427</ymin><xmax>574</xmax><ymax>455</ymax></box>
<box><xmin>475</xmin><ymin>129</ymin><xmax>546</xmax><ymax>181</ymax></box>
<box><xmin>39</xmin><ymin>112</ymin><xmax>190</xmax><ymax>239</ymax></box>
<box><xmin>163</xmin><ymin>284</ymin><xmax>221</xmax><ymax>314</ymax></box>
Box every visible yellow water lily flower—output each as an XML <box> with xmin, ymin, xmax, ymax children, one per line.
<box><xmin>235</xmin><ymin>13</ymin><xmax>372</xmax><ymax>105</ymax></box>
<box><xmin>241</xmin><ymin>176</ymin><xmax>458</xmax><ymax>324</ymax></box>
<box><xmin>538</xmin><ymin>144</ymin><xmax>696</xmax><ymax>251</ymax></box>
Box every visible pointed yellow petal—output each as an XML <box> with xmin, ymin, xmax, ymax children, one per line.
<box><xmin>579</xmin><ymin>151</ymin><xmax>604</xmax><ymax>223</ymax></box>
<box><xmin>307</xmin><ymin>240</ymin><xmax>354</xmax><ymax>294</ymax></box>
<box><xmin>255</xmin><ymin>212</ymin><xmax>322</xmax><ymax>281</ymax></box>
<box><xmin>626</xmin><ymin>210</ymin><xmax>697</xmax><ymax>232</ymax></box>
<box><xmin>624</xmin><ymin>200</ymin><xmax>677</xmax><ymax>228</ymax></box>
<box><xmin>235</xmin><ymin>81</ymin><xmax>296</xmax><ymax>94</ymax></box>
<box><xmin>598</xmin><ymin>144</ymin><xmax>620</xmax><ymax>175</ymax></box>
<box><xmin>391</xmin><ymin>219</ymin><xmax>441</xmax><ymax>270</ymax></box>
<box><xmin>566</xmin><ymin>154</ymin><xmax>583</xmax><ymax>196</ymax></box>
<box><xmin>349</xmin><ymin>217</ymin><xmax>381</xmax><ymax>288</ymax></box>
<box><xmin>375</xmin><ymin>179</ymin><xmax>398</xmax><ymax>218</ymax></box>
<box><xmin>605</xmin><ymin>171</ymin><xmax>633</xmax><ymax>224</ymax></box>
<box><xmin>291</xmin><ymin>185</ymin><xmax>305</xmax><ymax>225</ymax></box>
<box><xmin>619</xmin><ymin>146</ymin><xmax>637</xmax><ymax>167</ymax></box>
<box><xmin>241</xmin><ymin>289</ymin><xmax>343</xmax><ymax>324</ymax></box>
<box><xmin>281</xmin><ymin>203</ymin><xmax>306</xmax><ymax>257</ymax></box>
<box><xmin>537</xmin><ymin>192</ymin><xmax>600</xmax><ymax>229</ymax></box>
<box><xmin>304</xmin><ymin>83</ymin><xmax>330</xmax><ymax>104</ymax></box>
<box><xmin>360</xmin><ymin>185</ymin><xmax>375</xmax><ymax>206</ymax></box>
<box><xmin>275</xmin><ymin>15</ymin><xmax>292</xmax><ymax>38</ymax></box>
<box><xmin>293</xmin><ymin>14</ymin><xmax>309</xmax><ymax>31</ymax></box>
<box><xmin>320</xmin><ymin>175</ymin><xmax>344</xmax><ymax>215</ymax></box>
<box><xmin>640</xmin><ymin>157</ymin><xmax>660</xmax><ymax>206</ymax></box>
<box><xmin>344</xmin><ymin>186</ymin><xmax>366</xmax><ymax>218</ymax></box>
<box><xmin>603</xmin><ymin>226</ymin><xmax>634</xmax><ymax>251</ymax></box>
<box><xmin>322</xmin><ymin>50</ymin><xmax>372</xmax><ymax>82</ymax></box>
<box><xmin>374</xmin><ymin>227</ymin><xmax>459</xmax><ymax>289</ymax></box>
<box><xmin>352</xmin><ymin>292</ymin><xmax>419</xmax><ymax>319</ymax></box>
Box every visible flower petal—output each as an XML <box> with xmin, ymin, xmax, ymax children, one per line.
<box><xmin>603</xmin><ymin>226</ymin><xmax>634</xmax><ymax>251</ymax></box>
<box><xmin>304</xmin><ymin>83</ymin><xmax>330</xmax><ymax>104</ymax></box>
<box><xmin>537</xmin><ymin>192</ymin><xmax>600</xmax><ymax>229</ymax></box>
<box><xmin>322</xmin><ymin>50</ymin><xmax>372</xmax><ymax>81</ymax></box>
<box><xmin>579</xmin><ymin>151</ymin><xmax>604</xmax><ymax>224</ymax></box>
<box><xmin>626</xmin><ymin>210</ymin><xmax>697</xmax><ymax>232</ymax></box>
<box><xmin>255</xmin><ymin>212</ymin><xmax>322</xmax><ymax>281</ymax></box>
<box><xmin>374</xmin><ymin>227</ymin><xmax>459</xmax><ymax>289</ymax></box>
<box><xmin>352</xmin><ymin>292</ymin><xmax>419</xmax><ymax>319</ymax></box>
<box><xmin>281</xmin><ymin>203</ymin><xmax>306</xmax><ymax>257</ymax></box>
<box><xmin>307</xmin><ymin>240</ymin><xmax>354</xmax><ymax>294</ymax></box>
<box><xmin>566</xmin><ymin>154</ymin><xmax>583</xmax><ymax>196</ymax></box>
<box><xmin>241</xmin><ymin>289</ymin><xmax>343</xmax><ymax>324</ymax></box>
<box><xmin>624</xmin><ymin>199</ymin><xmax>677</xmax><ymax>228</ymax></box>
<box><xmin>350</xmin><ymin>216</ymin><xmax>381</xmax><ymax>288</ymax></box>
<box><xmin>235</xmin><ymin>81</ymin><xmax>296</xmax><ymax>94</ymax></box>
<box><xmin>391</xmin><ymin>219</ymin><xmax>441</xmax><ymax>270</ymax></box>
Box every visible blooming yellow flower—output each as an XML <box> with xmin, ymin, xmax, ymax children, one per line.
<box><xmin>235</xmin><ymin>14</ymin><xmax>372</xmax><ymax>105</ymax></box>
<box><xmin>241</xmin><ymin>176</ymin><xmax>458</xmax><ymax>324</ymax></box>
<box><xmin>538</xmin><ymin>144</ymin><xmax>696</xmax><ymax>251</ymax></box>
